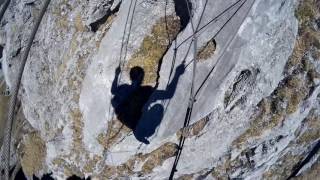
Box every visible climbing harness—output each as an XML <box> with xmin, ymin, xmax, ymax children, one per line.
<box><xmin>0</xmin><ymin>0</ymin><xmax>51</xmax><ymax>179</ymax></box>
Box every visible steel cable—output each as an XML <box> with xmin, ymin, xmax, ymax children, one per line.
<box><xmin>1</xmin><ymin>0</ymin><xmax>51</xmax><ymax>179</ymax></box>
<box><xmin>169</xmin><ymin>0</ymin><xmax>198</xmax><ymax>178</ymax></box>
<box><xmin>169</xmin><ymin>0</ymin><xmax>255</xmax><ymax>178</ymax></box>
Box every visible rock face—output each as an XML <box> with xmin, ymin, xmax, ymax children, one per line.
<box><xmin>0</xmin><ymin>0</ymin><xmax>319</xmax><ymax>179</ymax></box>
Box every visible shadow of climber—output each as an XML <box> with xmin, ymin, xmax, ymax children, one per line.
<box><xmin>111</xmin><ymin>62</ymin><xmax>185</xmax><ymax>144</ymax></box>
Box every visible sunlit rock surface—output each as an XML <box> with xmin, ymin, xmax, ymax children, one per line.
<box><xmin>0</xmin><ymin>0</ymin><xmax>319</xmax><ymax>179</ymax></box>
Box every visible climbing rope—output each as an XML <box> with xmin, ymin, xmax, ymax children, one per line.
<box><xmin>0</xmin><ymin>0</ymin><xmax>253</xmax><ymax>179</ymax></box>
<box><xmin>166</xmin><ymin>0</ymin><xmax>244</xmax><ymax>90</ymax></box>
<box><xmin>169</xmin><ymin>0</ymin><xmax>255</xmax><ymax>178</ymax></box>
<box><xmin>103</xmin><ymin>0</ymin><xmax>138</xmax><ymax>168</ymax></box>
<box><xmin>118</xmin><ymin>0</ymin><xmax>138</xmax><ymax>74</ymax></box>
<box><xmin>194</xmin><ymin>0</ymin><xmax>253</xmax><ymax>98</ymax></box>
<box><xmin>177</xmin><ymin>0</ymin><xmax>244</xmax><ymax>49</ymax></box>
<box><xmin>1</xmin><ymin>0</ymin><xmax>51</xmax><ymax>179</ymax></box>
<box><xmin>169</xmin><ymin>0</ymin><xmax>198</xmax><ymax>178</ymax></box>
<box><xmin>107</xmin><ymin>0</ymin><xmax>137</xmax><ymax>127</ymax></box>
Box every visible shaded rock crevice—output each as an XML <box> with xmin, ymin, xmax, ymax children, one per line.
<box><xmin>89</xmin><ymin>0</ymin><xmax>121</xmax><ymax>32</ymax></box>
<box><xmin>173</xmin><ymin>0</ymin><xmax>192</xmax><ymax>31</ymax></box>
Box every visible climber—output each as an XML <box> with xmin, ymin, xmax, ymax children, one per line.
<box><xmin>111</xmin><ymin>66</ymin><xmax>153</xmax><ymax>131</ymax></box>
<box><xmin>111</xmin><ymin>62</ymin><xmax>185</xmax><ymax>144</ymax></box>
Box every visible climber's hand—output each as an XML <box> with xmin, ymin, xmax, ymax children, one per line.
<box><xmin>115</xmin><ymin>66</ymin><xmax>121</xmax><ymax>75</ymax></box>
<box><xmin>176</xmin><ymin>62</ymin><xmax>185</xmax><ymax>75</ymax></box>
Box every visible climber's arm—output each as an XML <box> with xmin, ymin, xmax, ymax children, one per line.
<box><xmin>153</xmin><ymin>63</ymin><xmax>185</xmax><ymax>100</ymax></box>
<box><xmin>111</xmin><ymin>66</ymin><xmax>121</xmax><ymax>94</ymax></box>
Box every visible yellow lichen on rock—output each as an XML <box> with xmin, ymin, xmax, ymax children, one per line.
<box><xmin>177</xmin><ymin>116</ymin><xmax>209</xmax><ymax>139</ymax></box>
<box><xmin>83</xmin><ymin>155</ymin><xmax>102</xmax><ymax>174</ymax></box>
<box><xmin>296</xmin><ymin>109</ymin><xmax>320</xmax><ymax>145</ymax></box>
<box><xmin>197</xmin><ymin>39</ymin><xmax>216</xmax><ymax>61</ymax></box>
<box><xmin>95</xmin><ymin>14</ymin><xmax>116</xmax><ymax>48</ymax></box>
<box><xmin>70</xmin><ymin>108</ymin><xmax>85</xmax><ymax>162</ymax></box>
<box><xmin>52</xmin><ymin>158</ymin><xmax>84</xmax><ymax>178</ymax></box>
<box><xmin>75</xmin><ymin>13</ymin><xmax>85</xmax><ymax>32</ymax></box>
<box><xmin>210</xmin><ymin>149</ymin><xmax>257</xmax><ymax>179</ymax></box>
<box><xmin>295</xmin><ymin>0</ymin><xmax>318</xmax><ymax>27</ymax></box>
<box><xmin>254</xmin><ymin>109</ymin><xmax>319</xmax><ymax>179</ymax></box>
<box><xmin>232</xmin><ymin>0</ymin><xmax>320</xmax><ymax>147</ymax></box>
<box><xmin>97</xmin><ymin>119</ymin><xmax>131</xmax><ymax>150</ymax></box>
<box><xmin>232</xmin><ymin>72</ymin><xmax>309</xmax><ymax>148</ymax></box>
<box><xmin>127</xmin><ymin>15</ymin><xmax>181</xmax><ymax>85</ymax></box>
<box><xmin>141</xmin><ymin>142</ymin><xmax>178</xmax><ymax>174</ymax></box>
<box><xmin>20</xmin><ymin>132</ymin><xmax>47</xmax><ymax>177</ymax></box>
<box><xmin>262</xmin><ymin>109</ymin><xmax>320</xmax><ymax>179</ymax></box>
<box><xmin>52</xmin><ymin>1</ymin><xmax>70</xmax><ymax>31</ymax></box>
<box><xmin>97</xmin><ymin>142</ymin><xmax>178</xmax><ymax>177</ymax></box>
<box><xmin>262</xmin><ymin>153</ymin><xmax>304</xmax><ymax>180</ymax></box>
<box><xmin>177</xmin><ymin>174</ymin><xmax>195</xmax><ymax>180</ymax></box>
<box><xmin>287</xmin><ymin>0</ymin><xmax>320</xmax><ymax>69</ymax></box>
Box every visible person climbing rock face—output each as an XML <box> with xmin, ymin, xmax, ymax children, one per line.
<box><xmin>111</xmin><ymin>62</ymin><xmax>185</xmax><ymax>144</ymax></box>
<box><xmin>111</xmin><ymin>66</ymin><xmax>154</xmax><ymax>130</ymax></box>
